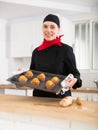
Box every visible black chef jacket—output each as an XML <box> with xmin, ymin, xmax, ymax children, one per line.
<box><xmin>30</xmin><ymin>43</ymin><xmax>82</xmax><ymax>98</ymax></box>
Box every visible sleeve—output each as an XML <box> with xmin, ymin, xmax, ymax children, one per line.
<box><xmin>64</xmin><ymin>46</ymin><xmax>82</xmax><ymax>89</ymax></box>
<box><xmin>30</xmin><ymin>49</ymin><xmax>36</xmax><ymax>70</ymax></box>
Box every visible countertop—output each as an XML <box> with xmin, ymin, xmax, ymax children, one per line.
<box><xmin>72</xmin><ymin>87</ymin><xmax>98</xmax><ymax>93</ymax></box>
<box><xmin>0</xmin><ymin>94</ymin><xmax>98</xmax><ymax>125</ymax></box>
<box><xmin>0</xmin><ymin>84</ymin><xmax>98</xmax><ymax>93</ymax></box>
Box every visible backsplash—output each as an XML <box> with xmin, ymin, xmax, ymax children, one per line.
<box><xmin>8</xmin><ymin>57</ymin><xmax>31</xmax><ymax>76</ymax></box>
<box><xmin>80</xmin><ymin>71</ymin><xmax>98</xmax><ymax>88</ymax></box>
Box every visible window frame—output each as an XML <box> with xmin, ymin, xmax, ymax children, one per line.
<box><xmin>74</xmin><ymin>20</ymin><xmax>98</xmax><ymax>72</ymax></box>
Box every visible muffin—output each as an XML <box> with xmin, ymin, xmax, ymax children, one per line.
<box><xmin>51</xmin><ymin>76</ymin><xmax>60</xmax><ymax>84</ymax></box>
<box><xmin>18</xmin><ymin>75</ymin><xmax>27</xmax><ymax>83</ymax></box>
<box><xmin>37</xmin><ymin>73</ymin><xmax>46</xmax><ymax>81</ymax></box>
<box><xmin>45</xmin><ymin>80</ymin><xmax>55</xmax><ymax>90</ymax></box>
<box><xmin>25</xmin><ymin>70</ymin><xmax>33</xmax><ymax>78</ymax></box>
<box><xmin>31</xmin><ymin>78</ymin><xmax>40</xmax><ymax>86</ymax></box>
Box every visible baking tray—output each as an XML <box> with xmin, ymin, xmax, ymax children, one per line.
<box><xmin>7</xmin><ymin>70</ymin><xmax>65</xmax><ymax>95</ymax></box>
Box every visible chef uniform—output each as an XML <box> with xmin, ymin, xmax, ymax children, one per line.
<box><xmin>30</xmin><ymin>14</ymin><xmax>82</xmax><ymax>98</ymax></box>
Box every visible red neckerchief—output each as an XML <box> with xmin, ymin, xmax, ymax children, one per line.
<box><xmin>38</xmin><ymin>35</ymin><xmax>64</xmax><ymax>51</ymax></box>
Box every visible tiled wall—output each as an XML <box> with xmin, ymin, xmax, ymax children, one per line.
<box><xmin>80</xmin><ymin>71</ymin><xmax>98</xmax><ymax>88</ymax></box>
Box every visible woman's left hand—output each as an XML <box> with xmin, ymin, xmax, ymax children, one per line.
<box><xmin>65</xmin><ymin>78</ymin><xmax>77</xmax><ymax>89</ymax></box>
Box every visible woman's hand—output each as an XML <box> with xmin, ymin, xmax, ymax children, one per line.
<box><xmin>65</xmin><ymin>78</ymin><xmax>77</xmax><ymax>89</ymax></box>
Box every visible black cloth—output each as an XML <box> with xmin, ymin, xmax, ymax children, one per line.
<box><xmin>30</xmin><ymin>43</ymin><xmax>82</xmax><ymax>98</ymax></box>
<box><xmin>43</xmin><ymin>14</ymin><xmax>60</xmax><ymax>27</ymax></box>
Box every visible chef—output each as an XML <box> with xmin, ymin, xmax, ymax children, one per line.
<box><xmin>30</xmin><ymin>14</ymin><xmax>82</xmax><ymax>98</ymax></box>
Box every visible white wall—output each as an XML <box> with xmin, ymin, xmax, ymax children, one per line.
<box><xmin>0</xmin><ymin>19</ymin><xmax>8</xmax><ymax>84</ymax></box>
<box><xmin>8</xmin><ymin>58</ymin><xmax>31</xmax><ymax>76</ymax></box>
<box><xmin>60</xmin><ymin>17</ymin><xmax>74</xmax><ymax>46</ymax></box>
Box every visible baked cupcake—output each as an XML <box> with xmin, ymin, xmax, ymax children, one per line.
<box><xmin>51</xmin><ymin>76</ymin><xmax>60</xmax><ymax>84</ymax></box>
<box><xmin>31</xmin><ymin>78</ymin><xmax>40</xmax><ymax>86</ymax></box>
<box><xmin>25</xmin><ymin>70</ymin><xmax>33</xmax><ymax>78</ymax></box>
<box><xmin>45</xmin><ymin>80</ymin><xmax>55</xmax><ymax>90</ymax></box>
<box><xmin>18</xmin><ymin>75</ymin><xmax>27</xmax><ymax>83</ymax></box>
<box><xmin>37</xmin><ymin>73</ymin><xmax>46</xmax><ymax>81</ymax></box>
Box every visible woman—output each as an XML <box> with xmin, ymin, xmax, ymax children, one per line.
<box><xmin>30</xmin><ymin>14</ymin><xmax>82</xmax><ymax>98</ymax></box>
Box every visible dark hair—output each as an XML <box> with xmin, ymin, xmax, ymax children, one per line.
<box><xmin>43</xmin><ymin>14</ymin><xmax>60</xmax><ymax>27</ymax></box>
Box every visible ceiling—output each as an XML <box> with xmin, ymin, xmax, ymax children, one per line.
<box><xmin>0</xmin><ymin>0</ymin><xmax>98</xmax><ymax>21</ymax></box>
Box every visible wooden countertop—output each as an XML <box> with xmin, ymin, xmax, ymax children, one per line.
<box><xmin>0</xmin><ymin>84</ymin><xmax>29</xmax><ymax>89</ymax></box>
<box><xmin>0</xmin><ymin>94</ymin><xmax>98</xmax><ymax>125</ymax></box>
<box><xmin>72</xmin><ymin>87</ymin><xmax>98</xmax><ymax>93</ymax></box>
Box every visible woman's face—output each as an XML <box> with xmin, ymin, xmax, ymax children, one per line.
<box><xmin>42</xmin><ymin>21</ymin><xmax>60</xmax><ymax>41</ymax></box>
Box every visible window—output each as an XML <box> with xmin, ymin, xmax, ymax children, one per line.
<box><xmin>92</xmin><ymin>21</ymin><xmax>98</xmax><ymax>69</ymax></box>
<box><xmin>75</xmin><ymin>22</ymin><xmax>90</xmax><ymax>69</ymax></box>
<box><xmin>75</xmin><ymin>21</ymin><xmax>98</xmax><ymax>70</ymax></box>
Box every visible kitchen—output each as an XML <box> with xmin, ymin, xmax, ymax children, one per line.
<box><xmin>0</xmin><ymin>0</ymin><xmax>98</xmax><ymax>130</ymax></box>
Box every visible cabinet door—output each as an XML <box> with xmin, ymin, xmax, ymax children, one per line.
<box><xmin>92</xmin><ymin>93</ymin><xmax>98</xmax><ymax>101</ymax></box>
<box><xmin>72</xmin><ymin>92</ymin><xmax>87</xmax><ymax>100</ymax></box>
<box><xmin>72</xmin><ymin>92</ymin><xmax>98</xmax><ymax>101</ymax></box>
<box><xmin>10</xmin><ymin>20</ymin><xmax>42</xmax><ymax>57</ymax></box>
<box><xmin>71</xmin><ymin>121</ymin><xmax>98</xmax><ymax>130</ymax></box>
<box><xmin>4</xmin><ymin>89</ymin><xmax>26</xmax><ymax>96</ymax></box>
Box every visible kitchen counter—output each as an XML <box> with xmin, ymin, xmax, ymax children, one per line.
<box><xmin>72</xmin><ymin>87</ymin><xmax>98</xmax><ymax>93</ymax></box>
<box><xmin>0</xmin><ymin>84</ymin><xmax>28</xmax><ymax>89</ymax></box>
<box><xmin>0</xmin><ymin>94</ymin><xmax>98</xmax><ymax>125</ymax></box>
<box><xmin>0</xmin><ymin>94</ymin><xmax>98</xmax><ymax>130</ymax></box>
<box><xmin>0</xmin><ymin>84</ymin><xmax>98</xmax><ymax>93</ymax></box>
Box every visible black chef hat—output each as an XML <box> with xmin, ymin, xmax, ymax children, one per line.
<box><xmin>43</xmin><ymin>14</ymin><xmax>60</xmax><ymax>27</ymax></box>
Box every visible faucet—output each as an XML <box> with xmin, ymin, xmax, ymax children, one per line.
<box><xmin>94</xmin><ymin>80</ymin><xmax>98</xmax><ymax>88</ymax></box>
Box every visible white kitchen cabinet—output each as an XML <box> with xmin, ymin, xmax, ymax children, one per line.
<box><xmin>4</xmin><ymin>89</ymin><xmax>26</xmax><ymax>96</ymax></box>
<box><xmin>14</xmin><ymin>122</ymin><xmax>50</xmax><ymax>130</ymax></box>
<box><xmin>72</xmin><ymin>92</ymin><xmax>88</xmax><ymax>100</ymax></box>
<box><xmin>0</xmin><ymin>88</ymin><xmax>4</xmax><ymax>94</ymax></box>
<box><xmin>0</xmin><ymin>118</ymin><xmax>14</xmax><ymax>130</ymax></box>
<box><xmin>0</xmin><ymin>113</ymin><xmax>98</xmax><ymax>130</ymax></box>
<box><xmin>9</xmin><ymin>20</ymin><xmax>42</xmax><ymax>57</ymax></box>
<box><xmin>88</xmin><ymin>93</ymin><xmax>98</xmax><ymax>101</ymax></box>
<box><xmin>50</xmin><ymin>128</ymin><xmax>68</xmax><ymax>130</ymax></box>
<box><xmin>4</xmin><ymin>89</ymin><xmax>33</xmax><ymax>96</ymax></box>
<box><xmin>72</xmin><ymin>92</ymin><xmax>98</xmax><ymax>101</ymax></box>
<box><xmin>71</xmin><ymin>121</ymin><xmax>98</xmax><ymax>130</ymax></box>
